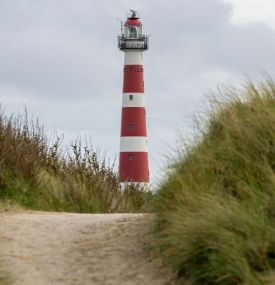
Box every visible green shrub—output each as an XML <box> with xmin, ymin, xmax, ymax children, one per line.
<box><xmin>154</xmin><ymin>80</ymin><xmax>275</xmax><ymax>284</ymax></box>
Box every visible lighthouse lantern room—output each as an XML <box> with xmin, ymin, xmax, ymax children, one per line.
<box><xmin>118</xmin><ymin>10</ymin><xmax>148</xmax><ymax>50</ymax></box>
<box><xmin>118</xmin><ymin>10</ymin><xmax>150</xmax><ymax>185</ymax></box>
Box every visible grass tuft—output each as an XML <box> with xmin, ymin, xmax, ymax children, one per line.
<box><xmin>0</xmin><ymin>108</ymin><xmax>150</xmax><ymax>213</ymax></box>
<box><xmin>153</xmin><ymin>80</ymin><xmax>275</xmax><ymax>285</ymax></box>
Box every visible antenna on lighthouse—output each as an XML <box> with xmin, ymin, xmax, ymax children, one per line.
<box><xmin>116</xmin><ymin>17</ymin><xmax>123</xmax><ymax>35</ymax></box>
<box><xmin>130</xmin><ymin>9</ymin><xmax>138</xmax><ymax>18</ymax></box>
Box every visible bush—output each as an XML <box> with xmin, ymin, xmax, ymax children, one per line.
<box><xmin>153</xmin><ymin>80</ymin><xmax>275</xmax><ymax>284</ymax></box>
<box><xmin>0</xmin><ymin>109</ymin><xmax>149</xmax><ymax>213</ymax></box>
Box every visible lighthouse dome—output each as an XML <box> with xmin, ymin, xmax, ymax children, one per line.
<box><xmin>124</xmin><ymin>18</ymin><xmax>142</xmax><ymax>26</ymax></box>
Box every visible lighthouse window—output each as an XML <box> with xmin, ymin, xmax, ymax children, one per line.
<box><xmin>128</xmin><ymin>124</ymin><xmax>134</xmax><ymax>130</ymax></box>
<box><xmin>130</xmin><ymin>26</ymin><xmax>137</xmax><ymax>38</ymax></box>
<box><xmin>128</xmin><ymin>154</ymin><xmax>133</xmax><ymax>160</ymax></box>
<box><xmin>129</xmin><ymin>95</ymin><xmax>133</xmax><ymax>101</ymax></box>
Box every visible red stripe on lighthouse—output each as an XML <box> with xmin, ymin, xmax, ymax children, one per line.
<box><xmin>123</xmin><ymin>65</ymin><xmax>144</xmax><ymax>93</ymax></box>
<box><xmin>121</xmin><ymin>107</ymin><xmax>147</xmax><ymax>137</ymax></box>
<box><xmin>119</xmin><ymin>152</ymin><xmax>149</xmax><ymax>182</ymax></box>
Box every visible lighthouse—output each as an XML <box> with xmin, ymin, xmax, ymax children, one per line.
<box><xmin>118</xmin><ymin>10</ymin><xmax>149</xmax><ymax>185</ymax></box>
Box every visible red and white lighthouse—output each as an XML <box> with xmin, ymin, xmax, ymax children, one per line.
<box><xmin>118</xmin><ymin>10</ymin><xmax>149</xmax><ymax>185</ymax></box>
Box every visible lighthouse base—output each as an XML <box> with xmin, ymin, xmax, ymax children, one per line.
<box><xmin>119</xmin><ymin>182</ymin><xmax>150</xmax><ymax>192</ymax></box>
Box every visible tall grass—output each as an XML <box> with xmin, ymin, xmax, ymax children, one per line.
<box><xmin>0</xmin><ymin>264</ymin><xmax>11</xmax><ymax>285</ymax></box>
<box><xmin>153</xmin><ymin>80</ymin><xmax>275</xmax><ymax>284</ymax></box>
<box><xmin>0</xmin><ymin>109</ymin><xmax>149</xmax><ymax>213</ymax></box>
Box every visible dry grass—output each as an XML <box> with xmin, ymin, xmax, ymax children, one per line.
<box><xmin>153</xmin><ymin>80</ymin><xmax>275</xmax><ymax>285</ymax></box>
<box><xmin>0</xmin><ymin>260</ymin><xmax>11</xmax><ymax>285</ymax></box>
<box><xmin>0</xmin><ymin>108</ymin><xmax>151</xmax><ymax>213</ymax></box>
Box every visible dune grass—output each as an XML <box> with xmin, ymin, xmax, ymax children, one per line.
<box><xmin>153</xmin><ymin>80</ymin><xmax>275</xmax><ymax>284</ymax></box>
<box><xmin>0</xmin><ymin>268</ymin><xmax>11</xmax><ymax>285</ymax></box>
<box><xmin>0</xmin><ymin>109</ymin><xmax>150</xmax><ymax>213</ymax></box>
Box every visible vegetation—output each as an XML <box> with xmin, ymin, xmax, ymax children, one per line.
<box><xmin>153</xmin><ymin>80</ymin><xmax>275</xmax><ymax>284</ymax></box>
<box><xmin>0</xmin><ymin>109</ymin><xmax>150</xmax><ymax>213</ymax></box>
<box><xmin>0</xmin><ymin>272</ymin><xmax>10</xmax><ymax>285</ymax></box>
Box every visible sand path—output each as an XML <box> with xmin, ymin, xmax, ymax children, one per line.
<box><xmin>0</xmin><ymin>212</ymin><xmax>176</xmax><ymax>285</ymax></box>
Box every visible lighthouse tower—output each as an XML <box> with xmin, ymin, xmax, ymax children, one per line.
<box><xmin>118</xmin><ymin>10</ymin><xmax>149</xmax><ymax>185</ymax></box>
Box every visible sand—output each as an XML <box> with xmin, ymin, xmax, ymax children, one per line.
<box><xmin>0</xmin><ymin>212</ymin><xmax>177</xmax><ymax>285</ymax></box>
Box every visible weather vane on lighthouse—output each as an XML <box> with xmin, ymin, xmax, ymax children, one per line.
<box><xmin>118</xmin><ymin>10</ymin><xmax>150</xmax><ymax>187</ymax></box>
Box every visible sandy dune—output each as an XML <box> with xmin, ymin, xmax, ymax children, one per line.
<box><xmin>0</xmin><ymin>212</ymin><xmax>176</xmax><ymax>285</ymax></box>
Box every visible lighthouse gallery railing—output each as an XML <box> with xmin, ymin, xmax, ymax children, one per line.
<box><xmin>118</xmin><ymin>35</ymin><xmax>149</xmax><ymax>50</ymax></box>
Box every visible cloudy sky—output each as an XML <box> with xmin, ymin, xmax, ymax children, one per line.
<box><xmin>1</xmin><ymin>0</ymin><xmax>275</xmax><ymax>186</ymax></box>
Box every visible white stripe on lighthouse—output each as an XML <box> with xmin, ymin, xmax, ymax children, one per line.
<box><xmin>124</xmin><ymin>51</ymin><xmax>143</xmax><ymax>65</ymax></box>
<box><xmin>122</xmin><ymin>93</ymin><xmax>145</xmax><ymax>107</ymax></box>
<box><xmin>120</xmin><ymin>136</ymin><xmax>148</xmax><ymax>152</ymax></box>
